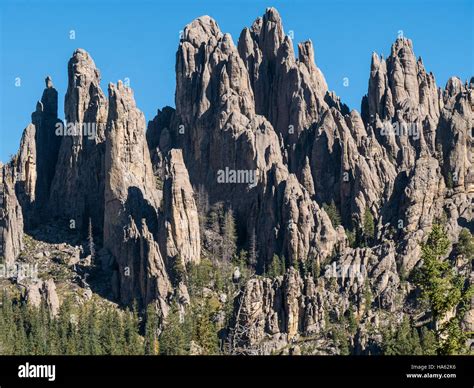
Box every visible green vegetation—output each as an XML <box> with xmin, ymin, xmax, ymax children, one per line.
<box><xmin>158</xmin><ymin>302</ymin><xmax>188</xmax><ymax>355</ymax></box>
<box><xmin>362</xmin><ymin>207</ymin><xmax>375</xmax><ymax>245</ymax></box>
<box><xmin>144</xmin><ymin>303</ymin><xmax>159</xmax><ymax>355</ymax></box>
<box><xmin>445</xmin><ymin>172</ymin><xmax>454</xmax><ymax>189</ymax></box>
<box><xmin>157</xmin><ymin>258</ymin><xmax>235</xmax><ymax>355</ymax></box>
<box><xmin>222</xmin><ymin>208</ymin><xmax>237</xmax><ymax>262</ymax></box>
<box><xmin>345</xmin><ymin>229</ymin><xmax>356</xmax><ymax>248</ymax></box>
<box><xmin>158</xmin><ymin>298</ymin><xmax>220</xmax><ymax>355</ymax></box>
<box><xmin>267</xmin><ymin>254</ymin><xmax>286</xmax><ymax>278</ymax></box>
<box><xmin>454</xmin><ymin>228</ymin><xmax>474</xmax><ymax>260</ymax></box>
<box><xmin>191</xmin><ymin>299</ymin><xmax>220</xmax><ymax>354</ymax></box>
<box><xmin>155</xmin><ymin>175</ymin><xmax>164</xmax><ymax>190</ymax></box>
<box><xmin>323</xmin><ymin>201</ymin><xmax>341</xmax><ymax>228</ymax></box>
<box><xmin>382</xmin><ymin>317</ymin><xmax>436</xmax><ymax>355</ymax></box>
<box><xmin>412</xmin><ymin>224</ymin><xmax>473</xmax><ymax>355</ymax></box>
<box><xmin>0</xmin><ymin>256</ymin><xmax>227</xmax><ymax>356</ymax></box>
<box><xmin>170</xmin><ymin>256</ymin><xmax>186</xmax><ymax>286</ymax></box>
<box><xmin>0</xmin><ymin>292</ymin><xmax>143</xmax><ymax>355</ymax></box>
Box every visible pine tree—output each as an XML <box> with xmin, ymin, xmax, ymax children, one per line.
<box><xmin>413</xmin><ymin>223</ymin><xmax>472</xmax><ymax>354</ymax></box>
<box><xmin>159</xmin><ymin>302</ymin><xmax>187</xmax><ymax>355</ymax></box>
<box><xmin>56</xmin><ymin>296</ymin><xmax>78</xmax><ymax>355</ymax></box>
<box><xmin>0</xmin><ymin>292</ymin><xmax>151</xmax><ymax>356</ymax></box>
<box><xmin>347</xmin><ymin>307</ymin><xmax>358</xmax><ymax>335</ymax></box>
<box><xmin>193</xmin><ymin>300</ymin><xmax>219</xmax><ymax>355</ymax></box>
<box><xmin>455</xmin><ymin>228</ymin><xmax>474</xmax><ymax>260</ymax></box>
<box><xmin>99</xmin><ymin>307</ymin><xmax>119</xmax><ymax>355</ymax></box>
<box><xmin>222</xmin><ymin>208</ymin><xmax>237</xmax><ymax>261</ymax></box>
<box><xmin>113</xmin><ymin>309</ymin><xmax>126</xmax><ymax>354</ymax></box>
<box><xmin>323</xmin><ymin>201</ymin><xmax>341</xmax><ymax>227</ymax></box>
<box><xmin>144</xmin><ymin>304</ymin><xmax>159</xmax><ymax>355</ymax></box>
<box><xmin>171</xmin><ymin>256</ymin><xmax>186</xmax><ymax>286</ymax></box>
<box><xmin>268</xmin><ymin>254</ymin><xmax>282</xmax><ymax>278</ymax></box>
<box><xmin>27</xmin><ymin>302</ymin><xmax>49</xmax><ymax>354</ymax></box>
<box><xmin>439</xmin><ymin>317</ymin><xmax>468</xmax><ymax>355</ymax></box>
<box><xmin>0</xmin><ymin>291</ymin><xmax>15</xmax><ymax>353</ymax></box>
<box><xmin>123</xmin><ymin>307</ymin><xmax>142</xmax><ymax>355</ymax></box>
<box><xmin>363</xmin><ymin>278</ymin><xmax>372</xmax><ymax>313</ymax></box>
<box><xmin>208</xmin><ymin>202</ymin><xmax>224</xmax><ymax>234</ymax></box>
<box><xmin>76</xmin><ymin>303</ymin><xmax>88</xmax><ymax>355</ymax></box>
<box><xmin>382</xmin><ymin>317</ymin><xmax>423</xmax><ymax>355</ymax></box>
<box><xmin>345</xmin><ymin>229</ymin><xmax>356</xmax><ymax>248</ymax></box>
<box><xmin>130</xmin><ymin>302</ymin><xmax>143</xmax><ymax>355</ymax></box>
<box><xmin>298</xmin><ymin>259</ymin><xmax>308</xmax><ymax>278</ymax></box>
<box><xmin>309</xmin><ymin>259</ymin><xmax>320</xmax><ymax>279</ymax></box>
<box><xmin>280</xmin><ymin>255</ymin><xmax>286</xmax><ymax>275</ymax></box>
<box><xmin>13</xmin><ymin>312</ymin><xmax>28</xmax><ymax>355</ymax></box>
<box><xmin>414</xmin><ymin>224</ymin><xmax>454</xmax><ymax>320</ymax></box>
<box><xmin>420</xmin><ymin>327</ymin><xmax>437</xmax><ymax>355</ymax></box>
<box><xmin>362</xmin><ymin>207</ymin><xmax>375</xmax><ymax>245</ymax></box>
<box><xmin>248</xmin><ymin>227</ymin><xmax>258</xmax><ymax>267</ymax></box>
<box><xmin>84</xmin><ymin>303</ymin><xmax>101</xmax><ymax>355</ymax></box>
<box><xmin>87</xmin><ymin>217</ymin><xmax>95</xmax><ymax>262</ymax></box>
<box><xmin>196</xmin><ymin>184</ymin><xmax>209</xmax><ymax>233</ymax></box>
<box><xmin>445</xmin><ymin>172</ymin><xmax>454</xmax><ymax>189</ymax></box>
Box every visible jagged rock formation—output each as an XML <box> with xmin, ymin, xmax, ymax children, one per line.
<box><xmin>24</xmin><ymin>278</ymin><xmax>60</xmax><ymax>317</ymax></box>
<box><xmin>438</xmin><ymin>77</ymin><xmax>474</xmax><ymax>193</ymax></box>
<box><xmin>34</xmin><ymin>77</ymin><xmax>63</xmax><ymax>216</ymax></box>
<box><xmin>222</xmin><ymin>9</ymin><xmax>472</xmax><ymax>353</ymax></box>
<box><xmin>49</xmin><ymin>49</ymin><xmax>108</xmax><ymax>236</ymax></box>
<box><xmin>12</xmin><ymin>77</ymin><xmax>62</xmax><ymax>228</ymax></box>
<box><xmin>146</xmin><ymin>106</ymin><xmax>176</xmax><ymax>175</ymax></box>
<box><xmin>173</xmin><ymin>11</ymin><xmax>341</xmax><ymax>269</ymax></box>
<box><xmin>228</xmin><ymin>243</ymin><xmax>400</xmax><ymax>354</ymax></box>
<box><xmin>3</xmin><ymin>6</ymin><xmax>473</xmax><ymax>356</ymax></box>
<box><xmin>0</xmin><ymin>165</ymin><xmax>24</xmax><ymax>265</ymax></box>
<box><xmin>104</xmin><ymin>80</ymin><xmax>170</xmax><ymax>312</ymax></box>
<box><xmin>238</xmin><ymin>8</ymin><xmax>329</xmax><ymax>144</ymax></box>
<box><xmin>161</xmin><ymin>149</ymin><xmax>201</xmax><ymax>267</ymax></box>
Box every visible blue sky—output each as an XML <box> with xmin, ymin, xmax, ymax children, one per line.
<box><xmin>1</xmin><ymin>0</ymin><xmax>472</xmax><ymax>162</ymax></box>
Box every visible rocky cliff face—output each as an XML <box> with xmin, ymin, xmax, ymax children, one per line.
<box><xmin>49</xmin><ymin>49</ymin><xmax>108</xmax><ymax>236</ymax></box>
<box><xmin>161</xmin><ymin>149</ymin><xmax>201</xmax><ymax>267</ymax></box>
<box><xmin>104</xmin><ymin>80</ymin><xmax>170</xmax><ymax>311</ymax></box>
<box><xmin>12</xmin><ymin>77</ymin><xmax>62</xmax><ymax>229</ymax></box>
<box><xmin>238</xmin><ymin>8</ymin><xmax>328</xmax><ymax>145</ymax></box>
<box><xmin>0</xmin><ymin>165</ymin><xmax>24</xmax><ymax>265</ymax></box>
<box><xmin>24</xmin><ymin>278</ymin><xmax>60</xmax><ymax>317</ymax></box>
<box><xmin>3</xmin><ymin>6</ymin><xmax>473</xmax><ymax>355</ymax></box>
<box><xmin>221</xmin><ymin>9</ymin><xmax>472</xmax><ymax>354</ymax></box>
<box><xmin>228</xmin><ymin>243</ymin><xmax>400</xmax><ymax>354</ymax></box>
<box><xmin>174</xmin><ymin>12</ymin><xmax>341</xmax><ymax>270</ymax></box>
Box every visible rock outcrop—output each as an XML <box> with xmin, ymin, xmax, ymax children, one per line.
<box><xmin>238</xmin><ymin>8</ymin><xmax>329</xmax><ymax>144</ymax></box>
<box><xmin>12</xmin><ymin>77</ymin><xmax>62</xmax><ymax>228</ymax></box>
<box><xmin>49</xmin><ymin>49</ymin><xmax>108</xmax><ymax>236</ymax></box>
<box><xmin>161</xmin><ymin>149</ymin><xmax>201</xmax><ymax>267</ymax></box>
<box><xmin>103</xmin><ymin>80</ymin><xmax>171</xmax><ymax>312</ymax></box>
<box><xmin>0</xmin><ymin>165</ymin><xmax>24</xmax><ymax>265</ymax></box>
<box><xmin>172</xmin><ymin>12</ymin><xmax>341</xmax><ymax>269</ymax></box>
<box><xmin>228</xmin><ymin>243</ymin><xmax>400</xmax><ymax>354</ymax></box>
<box><xmin>3</xmin><ymin>7</ymin><xmax>473</xmax><ymax>356</ymax></box>
<box><xmin>24</xmin><ymin>278</ymin><xmax>60</xmax><ymax>317</ymax></box>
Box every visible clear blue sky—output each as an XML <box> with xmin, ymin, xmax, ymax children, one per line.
<box><xmin>1</xmin><ymin>0</ymin><xmax>472</xmax><ymax>162</ymax></box>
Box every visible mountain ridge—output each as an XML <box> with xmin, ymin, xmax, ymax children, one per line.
<box><xmin>0</xmin><ymin>7</ymin><xmax>473</xmax><ymax>355</ymax></box>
